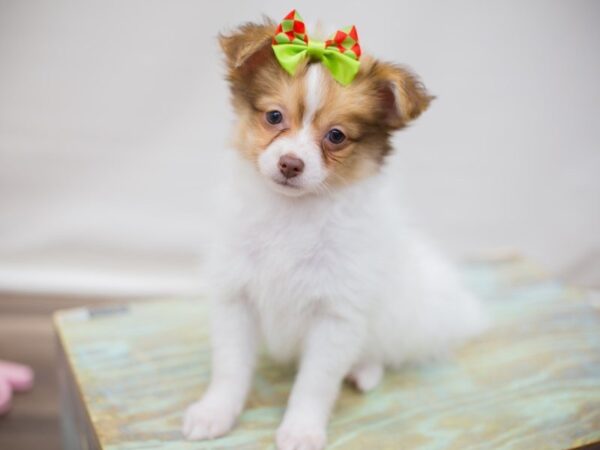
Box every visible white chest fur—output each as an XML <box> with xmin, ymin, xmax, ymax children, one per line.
<box><xmin>209</xmin><ymin>157</ymin><xmax>396</xmax><ymax>361</ymax></box>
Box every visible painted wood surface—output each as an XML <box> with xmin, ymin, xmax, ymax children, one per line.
<box><xmin>54</xmin><ymin>258</ymin><xmax>600</xmax><ymax>449</ymax></box>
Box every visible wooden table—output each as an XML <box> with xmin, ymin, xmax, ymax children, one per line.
<box><xmin>54</xmin><ymin>258</ymin><xmax>600</xmax><ymax>449</ymax></box>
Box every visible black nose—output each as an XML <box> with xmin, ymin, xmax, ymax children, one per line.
<box><xmin>278</xmin><ymin>154</ymin><xmax>305</xmax><ymax>179</ymax></box>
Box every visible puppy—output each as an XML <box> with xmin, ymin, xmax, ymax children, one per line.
<box><xmin>183</xmin><ymin>12</ymin><xmax>487</xmax><ymax>450</ymax></box>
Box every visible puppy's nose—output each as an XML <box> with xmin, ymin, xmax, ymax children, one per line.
<box><xmin>278</xmin><ymin>154</ymin><xmax>304</xmax><ymax>179</ymax></box>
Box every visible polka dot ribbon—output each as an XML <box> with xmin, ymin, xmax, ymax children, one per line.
<box><xmin>272</xmin><ymin>10</ymin><xmax>361</xmax><ymax>86</ymax></box>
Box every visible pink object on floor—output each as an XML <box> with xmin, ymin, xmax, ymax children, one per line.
<box><xmin>0</xmin><ymin>361</ymin><xmax>34</xmax><ymax>392</ymax></box>
<box><xmin>0</xmin><ymin>379</ymin><xmax>12</xmax><ymax>415</ymax></box>
<box><xmin>0</xmin><ymin>360</ymin><xmax>34</xmax><ymax>416</ymax></box>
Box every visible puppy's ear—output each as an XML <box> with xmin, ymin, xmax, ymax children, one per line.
<box><xmin>373</xmin><ymin>62</ymin><xmax>434</xmax><ymax>129</ymax></box>
<box><xmin>218</xmin><ymin>19</ymin><xmax>276</xmax><ymax>74</ymax></box>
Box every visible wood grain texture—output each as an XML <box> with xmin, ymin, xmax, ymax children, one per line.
<box><xmin>54</xmin><ymin>258</ymin><xmax>600</xmax><ymax>450</ymax></box>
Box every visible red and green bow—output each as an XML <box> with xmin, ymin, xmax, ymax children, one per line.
<box><xmin>271</xmin><ymin>10</ymin><xmax>361</xmax><ymax>86</ymax></box>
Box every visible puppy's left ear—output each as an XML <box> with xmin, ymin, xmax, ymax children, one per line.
<box><xmin>373</xmin><ymin>62</ymin><xmax>434</xmax><ymax>129</ymax></box>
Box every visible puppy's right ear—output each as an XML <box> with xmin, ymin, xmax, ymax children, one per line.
<box><xmin>218</xmin><ymin>19</ymin><xmax>276</xmax><ymax>74</ymax></box>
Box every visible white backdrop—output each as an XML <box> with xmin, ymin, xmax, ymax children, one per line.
<box><xmin>1</xmin><ymin>0</ymin><xmax>599</xmax><ymax>295</ymax></box>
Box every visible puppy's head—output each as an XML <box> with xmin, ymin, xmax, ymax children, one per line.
<box><xmin>219</xmin><ymin>19</ymin><xmax>433</xmax><ymax>197</ymax></box>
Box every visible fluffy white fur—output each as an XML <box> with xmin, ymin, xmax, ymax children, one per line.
<box><xmin>183</xmin><ymin>65</ymin><xmax>487</xmax><ymax>450</ymax></box>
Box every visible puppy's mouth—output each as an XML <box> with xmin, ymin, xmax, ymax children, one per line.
<box><xmin>274</xmin><ymin>179</ymin><xmax>299</xmax><ymax>188</ymax></box>
<box><xmin>268</xmin><ymin>177</ymin><xmax>307</xmax><ymax>196</ymax></box>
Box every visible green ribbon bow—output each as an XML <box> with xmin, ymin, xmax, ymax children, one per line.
<box><xmin>271</xmin><ymin>10</ymin><xmax>362</xmax><ymax>86</ymax></box>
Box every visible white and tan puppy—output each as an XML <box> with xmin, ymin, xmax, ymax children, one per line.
<box><xmin>182</xmin><ymin>17</ymin><xmax>487</xmax><ymax>450</ymax></box>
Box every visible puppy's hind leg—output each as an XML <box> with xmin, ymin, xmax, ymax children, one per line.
<box><xmin>346</xmin><ymin>361</ymin><xmax>383</xmax><ymax>393</ymax></box>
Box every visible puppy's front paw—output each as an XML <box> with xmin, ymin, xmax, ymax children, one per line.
<box><xmin>182</xmin><ymin>399</ymin><xmax>237</xmax><ymax>441</ymax></box>
<box><xmin>276</xmin><ymin>420</ymin><xmax>326</xmax><ymax>450</ymax></box>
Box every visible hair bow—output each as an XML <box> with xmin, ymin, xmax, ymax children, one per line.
<box><xmin>271</xmin><ymin>10</ymin><xmax>361</xmax><ymax>86</ymax></box>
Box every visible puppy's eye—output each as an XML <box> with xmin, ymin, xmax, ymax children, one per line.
<box><xmin>266</xmin><ymin>110</ymin><xmax>283</xmax><ymax>125</ymax></box>
<box><xmin>326</xmin><ymin>128</ymin><xmax>346</xmax><ymax>145</ymax></box>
